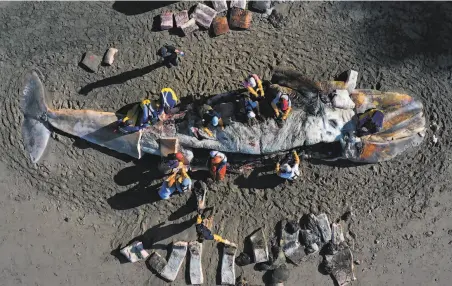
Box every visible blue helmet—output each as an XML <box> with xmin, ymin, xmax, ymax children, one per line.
<box><xmin>211</xmin><ymin>116</ymin><xmax>219</xmax><ymax>127</ymax></box>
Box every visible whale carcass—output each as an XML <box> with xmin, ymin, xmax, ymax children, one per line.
<box><xmin>20</xmin><ymin>69</ymin><xmax>426</xmax><ymax>165</ymax></box>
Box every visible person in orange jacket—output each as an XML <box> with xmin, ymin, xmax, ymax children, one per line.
<box><xmin>208</xmin><ymin>151</ymin><xmax>227</xmax><ymax>181</ymax></box>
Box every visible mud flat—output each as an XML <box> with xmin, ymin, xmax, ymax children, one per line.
<box><xmin>1</xmin><ymin>1</ymin><xmax>452</xmax><ymax>285</ymax></box>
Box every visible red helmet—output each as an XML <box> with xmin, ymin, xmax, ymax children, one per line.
<box><xmin>281</xmin><ymin>99</ymin><xmax>289</xmax><ymax>111</ymax></box>
<box><xmin>175</xmin><ymin>152</ymin><xmax>184</xmax><ymax>161</ymax></box>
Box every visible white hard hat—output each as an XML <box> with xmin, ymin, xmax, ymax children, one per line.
<box><xmin>281</xmin><ymin>163</ymin><xmax>292</xmax><ymax>173</ymax></box>
<box><xmin>210</xmin><ymin>151</ymin><xmax>218</xmax><ymax>158</ymax></box>
<box><xmin>247</xmin><ymin>111</ymin><xmax>256</xmax><ymax>118</ymax></box>
<box><xmin>281</xmin><ymin>94</ymin><xmax>289</xmax><ymax>101</ymax></box>
<box><xmin>248</xmin><ymin>77</ymin><xmax>257</xmax><ymax>88</ymax></box>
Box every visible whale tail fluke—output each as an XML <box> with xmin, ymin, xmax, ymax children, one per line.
<box><xmin>21</xmin><ymin>71</ymin><xmax>51</xmax><ymax>163</ymax></box>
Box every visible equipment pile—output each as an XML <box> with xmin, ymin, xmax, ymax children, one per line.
<box><xmin>157</xmin><ymin>0</ymin><xmax>277</xmax><ymax>37</ymax></box>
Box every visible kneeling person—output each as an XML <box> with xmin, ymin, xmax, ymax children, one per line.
<box><xmin>271</xmin><ymin>92</ymin><xmax>292</xmax><ymax>121</ymax></box>
<box><xmin>158</xmin><ymin>168</ymin><xmax>192</xmax><ymax>200</ymax></box>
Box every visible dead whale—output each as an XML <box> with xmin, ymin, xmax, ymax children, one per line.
<box><xmin>20</xmin><ymin>69</ymin><xmax>426</xmax><ymax>165</ymax></box>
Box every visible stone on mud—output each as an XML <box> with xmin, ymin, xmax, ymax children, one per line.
<box><xmin>148</xmin><ymin>252</ymin><xmax>167</xmax><ymax>273</ymax></box>
<box><xmin>229</xmin><ymin>8</ymin><xmax>252</xmax><ymax>29</ymax></box>
<box><xmin>160</xmin><ymin>241</ymin><xmax>188</xmax><ymax>281</ymax></box>
<box><xmin>212</xmin><ymin>16</ymin><xmax>229</xmax><ymax>36</ymax></box>
<box><xmin>189</xmin><ymin>241</ymin><xmax>203</xmax><ymax>285</ymax></box>
<box><xmin>281</xmin><ymin>220</ymin><xmax>305</xmax><ymax>264</ymax></box>
<box><xmin>119</xmin><ymin>241</ymin><xmax>149</xmax><ymax>263</ymax></box>
<box><xmin>174</xmin><ymin>10</ymin><xmax>189</xmax><ymax>27</ymax></box>
<box><xmin>316</xmin><ymin>213</ymin><xmax>332</xmax><ymax>244</ymax></box>
<box><xmin>160</xmin><ymin>11</ymin><xmax>174</xmax><ymax>30</ymax></box>
<box><xmin>230</xmin><ymin>0</ymin><xmax>247</xmax><ymax>9</ymax></box>
<box><xmin>268</xmin><ymin>3</ymin><xmax>289</xmax><ymax>28</ymax></box>
<box><xmin>211</xmin><ymin>0</ymin><xmax>228</xmax><ymax>12</ymax></box>
<box><xmin>249</xmin><ymin>228</ymin><xmax>269</xmax><ymax>263</ymax></box>
<box><xmin>181</xmin><ymin>18</ymin><xmax>199</xmax><ymax>35</ymax></box>
<box><xmin>103</xmin><ymin>48</ymin><xmax>118</xmax><ymax>66</ymax></box>
<box><xmin>221</xmin><ymin>244</ymin><xmax>237</xmax><ymax>285</ymax></box>
<box><xmin>81</xmin><ymin>51</ymin><xmax>101</xmax><ymax>72</ymax></box>
<box><xmin>329</xmin><ymin>247</ymin><xmax>356</xmax><ymax>286</ymax></box>
<box><xmin>252</xmin><ymin>0</ymin><xmax>271</xmax><ymax>11</ymax></box>
<box><xmin>193</xmin><ymin>3</ymin><xmax>217</xmax><ymax>29</ymax></box>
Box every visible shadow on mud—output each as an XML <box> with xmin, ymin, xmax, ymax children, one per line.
<box><xmin>168</xmin><ymin>193</ymin><xmax>198</xmax><ymax>221</ymax></box>
<box><xmin>112</xmin><ymin>1</ymin><xmax>178</xmax><ymax>16</ymax></box>
<box><xmin>130</xmin><ymin>218</ymin><xmax>196</xmax><ymax>249</ymax></box>
<box><xmin>79</xmin><ymin>62</ymin><xmax>164</xmax><ymax>95</ymax></box>
<box><xmin>234</xmin><ymin>166</ymin><xmax>285</xmax><ymax>190</ymax></box>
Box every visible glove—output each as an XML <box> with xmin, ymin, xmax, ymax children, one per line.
<box><xmin>274</xmin><ymin>109</ymin><xmax>280</xmax><ymax>118</ymax></box>
<box><xmin>282</xmin><ymin>114</ymin><xmax>288</xmax><ymax>120</ymax></box>
<box><xmin>292</xmin><ymin>150</ymin><xmax>297</xmax><ymax>156</ymax></box>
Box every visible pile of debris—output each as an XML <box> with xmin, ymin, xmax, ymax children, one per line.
<box><xmin>237</xmin><ymin>213</ymin><xmax>357</xmax><ymax>286</ymax></box>
<box><xmin>158</xmin><ymin>0</ymin><xmax>272</xmax><ymax>36</ymax></box>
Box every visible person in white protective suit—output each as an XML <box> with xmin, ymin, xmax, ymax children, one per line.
<box><xmin>275</xmin><ymin>150</ymin><xmax>301</xmax><ymax>180</ymax></box>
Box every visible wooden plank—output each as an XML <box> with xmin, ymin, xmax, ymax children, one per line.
<box><xmin>160</xmin><ymin>137</ymin><xmax>178</xmax><ymax>157</ymax></box>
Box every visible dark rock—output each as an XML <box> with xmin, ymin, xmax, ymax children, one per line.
<box><xmin>270</xmin><ymin>265</ymin><xmax>290</xmax><ymax>283</ymax></box>
<box><xmin>285</xmin><ymin>220</ymin><xmax>300</xmax><ymax>234</ymax></box>
<box><xmin>80</xmin><ymin>52</ymin><xmax>101</xmax><ymax>72</ymax></box>
<box><xmin>252</xmin><ymin>0</ymin><xmax>271</xmax><ymax>12</ymax></box>
<box><xmin>64</xmin><ymin>217</ymin><xmax>69</xmax><ymax>222</ymax></box>
<box><xmin>235</xmin><ymin>252</ymin><xmax>252</xmax><ymax>266</ymax></box>
<box><xmin>321</xmin><ymin>255</ymin><xmax>334</xmax><ymax>274</ymax></box>
<box><xmin>268</xmin><ymin>3</ymin><xmax>289</xmax><ymax>29</ymax></box>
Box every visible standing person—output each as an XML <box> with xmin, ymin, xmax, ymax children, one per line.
<box><xmin>275</xmin><ymin>150</ymin><xmax>301</xmax><ymax>180</ymax></box>
<box><xmin>195</xmin><ymin>207</ymin><xmax>235</xmax><ymax>246</ymax></box>
<box><xmin>209</xmin><ymin>151</ymin><xmax>227</xmax><ymax>181</ymax></box>
<box><xmin>158</xmin><ymin>44</ymin><xmax>185</xmax><ymax>68</ymax></box>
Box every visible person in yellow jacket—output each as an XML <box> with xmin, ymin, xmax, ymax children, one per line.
<box><xmin>276</xmin><ymin>150</ymin><xmax>301</xmax><ymax>180</ymax></box>
<box><xmin>160</xmin><ymin>87</ymin><xmax>179</xmax><ymax>114</ymax></box>
<box><xmin>158</xmin><ymin>167</ymin><xmax>192</xmax><ymax>200</ymax></box>
<box><xmin>243</xmin><ymin>74</ymin><xmax>265</xmax><ymax>99</ymax></box>
<box><xmin>195</xmin><ymin>207</ymin><xmax>236</xmax><ymax>246</ymax></box>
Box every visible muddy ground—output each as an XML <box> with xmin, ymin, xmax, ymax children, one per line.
<box><xmin>1</xmin><ymin>1</ymin><xmax>452</xmax><ymax>285</ymax></box>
